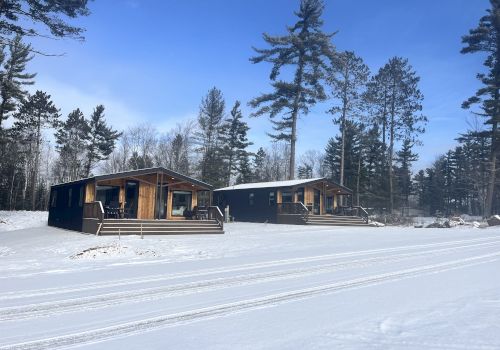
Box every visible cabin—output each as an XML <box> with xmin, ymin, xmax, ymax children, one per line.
<box><xmin>48</xmin><ymin>167</ymin><xmax>224</xmax><ymax>235</ymax></box>
<box><xmin>215</xmin><ymin>178</ymin><xmax>369</xmax><ymax>226</ymax></box>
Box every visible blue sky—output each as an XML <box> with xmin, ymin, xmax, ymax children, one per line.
<box><xmin>26</xmin><ymin>0</ymin><xmax>488</xmax><ymax>170</ymax></box>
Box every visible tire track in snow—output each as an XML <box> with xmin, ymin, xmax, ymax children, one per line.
<box><xmin>1</xmin><ymin>239</ymin><xmax>500</xmax><ymax>321</ymax></box>
<box><xmin>3</xmin><ymin>235</ymin><xmax>500</xmax><ymax>302</ymax></box>
<box><xmin>2</xmin><ymin>252</ymin><xmax>500</xmax><ymax>350</ymax></box>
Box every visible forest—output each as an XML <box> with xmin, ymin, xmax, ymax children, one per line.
<box><xmin>0</xmin><ymin>0</ymin><xmax>498</xmax><ymax>218</ymax></box>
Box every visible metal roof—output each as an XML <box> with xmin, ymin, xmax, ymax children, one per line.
<box><xmin>50</xmin><ymin>167</ymin><xmax>213</xmax><ymax>190</ymax></box>
<box><xmin>215</xmin><ymin>177</ymin><xmax>352</xmax><ymax>193</ymax></box>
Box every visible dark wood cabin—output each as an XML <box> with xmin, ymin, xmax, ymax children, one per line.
<box><xmin>48</xmin><ymin>167</ymin><xmax>220</xmax><ymax>234</ymax></box>
<box><xmin>214</xmin><ymin>178</ymin><xmax>353</xmax><ymax>224</ymax></box>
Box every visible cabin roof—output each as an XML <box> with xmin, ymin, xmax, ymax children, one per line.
<box><xmin>51</xmin><ymin>167</ymin><xmax>213</xmax><ymax>190</ymax></box>
<box><xmin>215</xmin><ymin>178</ymin><xmax>352</xmax><ymax>193</ymax></box>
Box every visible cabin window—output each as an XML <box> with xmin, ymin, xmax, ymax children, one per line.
<box><xmin>51</xmin><ymin>190</ymin><xmax>57</xmax><ymax>207</ymax></box>
<box><xmin>249</xmin><ymin>193</ymin><xmax>255</xmax><ymax>206</ymax></box>
<box><xmin>296</xmin><ymin>187</ymin><xmax>304</xmax><ymax>204</ymax></box>
<box><xmin>172</xmin><ymin>191</ymin><xmax>192</xmax><ymax>216</ymax></box>
<box><xmin>281</xmin><ymin>191</ymin><xmax>293</xmax><ymax>203</ymax></box>
<box><xmin>68</xmin><ymin>188</ymin><xmax>73</xmax><ymax>208</ymax></box>
<box><xmin>197</xmin><ymin>190</ymin><xmax>210</xmax><ymax>207</ymax></box>
<box><xmin>79</xmin><ymin>186</ymin><xmax>84</xmax><ymax>207</ymax></box>
<box><xmin>269</xmin><ymin>191</ymin><xmax>275</xmax><ymax>205</ymax></box>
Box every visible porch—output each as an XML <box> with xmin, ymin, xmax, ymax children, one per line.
<box><xmin>80</xmin><ymin>167</ymin><xmax>224</xmax><ymax>235</ymax></box>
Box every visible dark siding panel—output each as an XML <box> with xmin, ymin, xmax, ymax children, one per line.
<box><xmin>48</xmin><ymin>182</ymin><xmax>85</xmax><ymax>231</ymax></box>
<box><xmin>217</xmin><ymin>188</ymin><xmax>277</xmax><ymax>223</ymax></box>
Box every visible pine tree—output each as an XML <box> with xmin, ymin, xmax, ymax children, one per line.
<box><xmin>249</xmin><ymin>0</ymin><xmax>335</xmax><ymax>179</ymax></box>
<box><xmin>327</xmin><ymin>51</ymin><xmax>369</xmax><ymax>187</ymax></box>
<box><xmin>461</xmin><ymin>0</ymin><xmax>500</xmax><ymax>216</ymax></box>
<box><xmin>55</xmin><ymin>108</ymin><xmax>89</xmax><ymax>182</ymax></box>
<box><xmin>196</xmin><ymin>87</ymin><xmax>225</xmax><ymax>187</ymax></box>
<box><xmin>297</xmin><ymin>165</ymin><xmax>313</xmax><ymax>179</ymax></box>
<box><xmin>395</xmin><ymin>139</ymin><xmax>418</xmax><ymax>209</ymax></box>
<box><xmin>219</xmin><ymin>101</ymin><xmax>252</xmax><ymax>186</ymax></box>
<box><xmin>13</xmin><ymin>91</ymin><xmax>60</xmax><ymax>210</ymax></box>
<box><xmin>365</xmin><ymin>57</ymin><xmax>427</xmax><ymax>213</ymax></box>
<box><xmin>253</xmin><ymin>147</ymin><xmax>267</xmax><ymax>182</ymax></box>
<box><xmin>84</xmin><ymin>105</ymin><xmax>121</xmax><ymax>177</ymax></box>
<box><xmin>0</xmin><ymin>35</ymin><xmax>36</xmax><ymax>129</ymax></box>
<box><xmin>236</xmin><ymin>153</ymin><xmax>253</xmax><ymax>184</ymax></box>
<box><xmin>0</xmin><ymin>1</ymin><xmax>90</xmax><ymax>41</ymax></box>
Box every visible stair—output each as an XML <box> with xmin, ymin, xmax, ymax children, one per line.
<box><xmin>306</xmin><ymin>215</ymin><xmax>370</xmax><ymax>227</ymax></box>
<box><xmin>99</xmin><ymin>219</ymin><xmax>224</xmax><ymax>235</ymax></box>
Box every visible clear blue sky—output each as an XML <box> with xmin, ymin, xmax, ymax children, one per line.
<box><xmin>27</xmin><ymin>0</ymin><xmax>488</xmax><ymax>170</ymax></box>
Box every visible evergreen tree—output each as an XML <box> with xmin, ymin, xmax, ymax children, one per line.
<box><xmin>395</xmin><ymin>139</ymin><xmax>418</xmax><ymax>209</ymax></box>
<box><xmin>0</xmin><ymin>0</ymin><xmax>90</xmax><ymax>41</ymax></box>
<box><xmin>13</xmin><ymin>91</ymin><xmax>59</xmax><ymax>210</ymax></box>
<box><xmin>461</xmin><ymin>0</ymin><xmax>500</xmax><ymax>216</ymax></box>
<box><xmin>219</xmin><ymin>101</ymin><xmax>252</xmax><ymax>186</ymax></box>
<box><xmin>249</xmin><ymin>0</ymin><xmax>335</xmax><ymax>179</ymax></box>
<box><xmin>253</xmin><ymin>147</ymin><xmax>267</xmax><ymax>182</ymax></box>
<box><xmin>297</xmin><ymin>165</ymin><xmax>313</xmax><ymax>179</ymax></box>
<box><xmin>236</xmin><ymin>153</ymin><xmax>253</xmax><ymax>184</ymax></box>
<box><xmin>327</xmin><ymin>50</ymin><xmax>369</xmax><ymax>187</ymax></box>
<box><xmin>84</xmin><ymin>105</ymin><xmax>121</xmax><ymax>177</ymax></box>
<box><xmin>0</xmin><ymin>35</ymin><xmax>36</xmax><ymax>129</ymax></box>
<box><xmin>196</xmin><ymin>87</ymin><xmax>225</xmax><ymax>187</ymax></box>
<box><xmin>55</xmin><ymin>108</ymin><xmax>89</xmax><ymax>182</ymax></box>
<box><xmin>365</xmin><ymin>57</ymin><xmax>427</xmax><ymax>213</ymax></box>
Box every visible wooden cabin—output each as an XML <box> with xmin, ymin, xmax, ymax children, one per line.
<box><xmin>214</xmin><ymin>178</ymin><xmax>354</xmax><ymax>224</ymax></box>
<box><xmin>48</xmin><ymin>167</ymin><xmax>224</xmax><ymax>235</ymax></box>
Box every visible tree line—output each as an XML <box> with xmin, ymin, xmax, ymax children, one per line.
<box><xmin>0</xmin><ymin>0</ymin><xmax>498</xmax><ymax>217</ymax></box>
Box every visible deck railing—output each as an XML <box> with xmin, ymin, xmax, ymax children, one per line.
<box><xmin>338</xmin><ymin>205</ymin><xmax>369</xmax><ymax>223</ymax></box>
<box><xmin>208</xmin><ymin>206</ymin><xmax>224</xmax><ymax>230</ymax></box>
<box><xmin>276</xmin><ymin>202</ymin><xmax>309</xmax><ymax>223</ymax></box>
<box><xmin>83</xmin><ymin>201</ymin><xmax>105</xmax><ymax>235</ymax></box>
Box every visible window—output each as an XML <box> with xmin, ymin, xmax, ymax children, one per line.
<box><xmin>172</xmin><ymin>191</ymin><xmax>192</xmax><ymax>216</ymax></box>
<box><xmin>249</xmin><ymin>193</ymin><xmax>255</xmax><ymax>206</ymax></box>
<box><xmin>296</xmin><ymin>187</ymin><xmax>304</xmax><ymax>204</ymax></box>
<box><xmin>51</xmin><ymin>190</ymin><xmax>57</xmax><ymax>207</ymax></box>
<box><xmin>197</xmin><ymin>190</ymin><xmax>210</xmax><ymax>207</ymax></box>
<box><xmin>281</xmin><ymin>191</ymin><xmax>293</xmax><ymax>203</ymax></box>
<box><xmin>79</xmin><ymin>186</ymin><xmax>84</xmax><ymax>207</ymax></box>
<box><xmin>68</xmin><ymin>188</ymin><xmax>73</xmax><ymax>208</ymax></box>
<box><xmin>269</xmin><ymin>191</ymin><xmax>275</xmax><ymax>206</ymax></box>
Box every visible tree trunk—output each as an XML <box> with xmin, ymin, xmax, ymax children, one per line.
<box><xmin>485</xmin><ymin>120</ymin><xmax>498</xmax><ymax>217</ymax></box>
<box><xmin>31</xmin><ymin>114</ymin><xmax>42</xmax><ymax>211</ymax></box>
<box><xmin>356</xmin><ymin>151</ymin><xmax>361</xmax><ymax>206</ymax></box>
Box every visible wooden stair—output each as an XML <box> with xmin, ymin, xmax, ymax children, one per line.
<box><xmin>99</xmin><ymin>219</ymin><xmax>224</xmax><ymax>235</ymax></box>
<box><xmin>306</xmin><ymin>215</ymin><xmax>370</xmax><ymax>227</ymax></box>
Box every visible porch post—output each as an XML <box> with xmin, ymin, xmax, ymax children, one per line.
<box><xmin>155</xmin><ymin>171</ymin><xmax>159</xmax><ymax>220</ymax></box>
<box><xmin>323</xmin><ymin>182</ymin><xmax>326</xmax><ymax>215</ymax></box>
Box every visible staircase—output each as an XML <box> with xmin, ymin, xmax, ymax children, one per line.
<box><xmin>99</xmin><ymin>219</ymin><xmax>224</xmax><ymax>235</ymax></box>
<box><xmin>306</xmin><ymin>215</ymin><xmax>370</xmax><ymax>227</ymax></box>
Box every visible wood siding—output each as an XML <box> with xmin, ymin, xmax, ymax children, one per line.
<box><xmin>85</xmin><ymin>181</ymin><xmax>95</xmax><ymax>202</ymax></box>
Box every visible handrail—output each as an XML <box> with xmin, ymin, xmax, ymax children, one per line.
<box><xmin>208</xmin><ymin>206</ymin><xmax>224</xmax><ymax>230</ymax></box>
<box><xmin>83</xmin><ymin>201</ymin><xmax>105</xmax><ymax>235</ymax></box>
<box><xmin>276</xmin><ymin>202</ymin><xmax>309</xmax><ymax>223</ymax></box>
<box><xmin>352</xmin><ymin>205</ymin><xmax>369</xmax><ymax>224</ymax></box>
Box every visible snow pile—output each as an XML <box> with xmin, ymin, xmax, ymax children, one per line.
<box><xmin>0</xmin><ymin>210</ymin><xmax>47</xmax><ymax>232</ymax></box>
<box><xmin>70</xmin><ymin>243</ymin><xmax>157</xmax><ymax>260</ymax></box>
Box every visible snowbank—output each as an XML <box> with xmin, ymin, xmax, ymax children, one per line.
<box><xmin>0</xmin><ymin>210</ymin><xmax>47</xmax><ymax>232</ymax></box>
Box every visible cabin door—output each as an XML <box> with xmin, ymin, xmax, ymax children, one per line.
<box><xmin>156</xmin><ymin>185</ymin><xmax>168</xmax><ymax>219</ymax></box>
<box><xmin>124</xmin><ymin>180</ymin><xmax>139</xmax><ymax>219</ymax></box>
<box><xmin>313</xmin><ymin>189</ymin><xmax>321</xmax><ymax>215</ymax></box>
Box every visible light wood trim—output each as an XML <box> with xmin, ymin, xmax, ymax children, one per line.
<box><xmin>85</xmin><ymin>181</ymin><xmax>95</xmax><ymax>202</ymax></box>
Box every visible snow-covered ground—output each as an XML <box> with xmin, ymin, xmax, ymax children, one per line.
<box><xmin>0</xmin><ymin>211</ymin><xmax>48</xmax><ymax>232</ymax></box>
<box><xmin>1</xmin><ymin>220</ymin><xmax>500</xmax><ymax>349</ymax></box>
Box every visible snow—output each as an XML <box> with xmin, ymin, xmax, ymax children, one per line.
<box><xmin>0</xmin><ymin>218</ymin><xmax>500</xmax><ymax>349</ymax></box>
<box><xmin>215</xmin><ymin>177</ymin><xmax>324</xmax><ymax>191</ymax></box>
<box><xmin>0</xmin><ymin>211</ymin><xmax>48</xmax><ymax>232</ymax></box>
